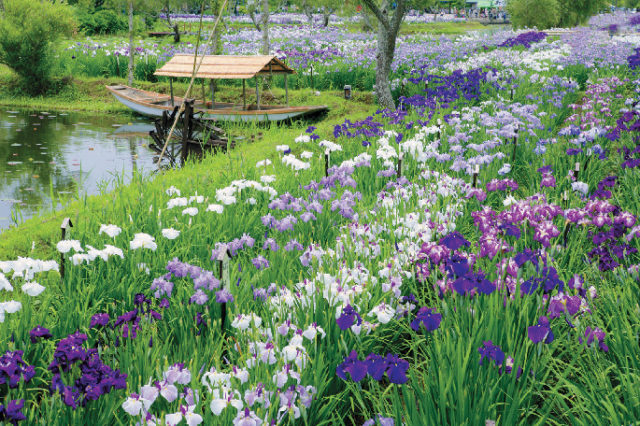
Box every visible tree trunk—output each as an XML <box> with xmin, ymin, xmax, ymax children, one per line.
<box><xmin>362</xmin><ymin>0</ymin><xmax>404</xmax><ymax>110</ymax></box>
<box><xmin>322</xmin><ymin>6</ymin><xmax>331</xmax><ymax>26</ymax></box>
<box><xmin>261</xmin><ymin>0</ymin><xmax>269</xmax><ymax>55</ymax></box>
<box><xmin>164</xmin><ymin>2</ymin><xmax>172</xmax><ymax>27</ymax></box>
<box><xmin>128</xmin><ymin>1</ymin><xmax>134</xmax><ymax>87</ymax></box>
<box><xmin>374</xmin><ymin>18</ymin><xmax>397</xmax><ymax>110</ymax></box>
<box><xmin>173</xmin><ymin>24</ymin><xmax>180</xmax><ymax>43</ymax></box>
<box><xmin>301</xmin><ymin>0</ymin><xmax>313</xmax><ymax>27</ymax></box>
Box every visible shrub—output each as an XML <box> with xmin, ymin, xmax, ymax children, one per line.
<box><xmin>76</xmin><ymin>9</ymin><xmax>128</xmax><ymax>34</ymax></box>
<box><xmin>0</xmin><ymin>0</ymin><xmax>75</xmax><ymax>95</ymax></box>
<box><xmin>507</xmin><ymin>0</ymin><xmax>560</xmax><ymax>30</ymax></box>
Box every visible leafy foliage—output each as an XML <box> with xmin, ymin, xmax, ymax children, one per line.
<box><xmin>556</xmin><ymin>0</ymin><xmax>608</xmax><ymax>27</ymax></box>
<box><xmin>0</xmin><ymin>0</ymin><xmax>75</xmax><ymax>95</ymax></box>
<box><xmin>507</xmin><ymin>0</ymin><xmax>560</xmax><ymax>30</ymax></box>
<box><xmin>75</xmin><ymin>8</ymin><xmax>128</xmax><ymax>34</ymax></box>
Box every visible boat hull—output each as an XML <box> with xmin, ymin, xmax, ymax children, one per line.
<box><xmin>106</xmin><ymin>85</ymin><xmax>327</xmax><ymax>123</ymax></box>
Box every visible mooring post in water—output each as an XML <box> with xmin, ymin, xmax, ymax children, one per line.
<box><xmin>60</xmin><ymin>218</ymin><xmax>72</xmax><ymax>279</ymax></box>
<box><xmin>169</xmin><ymin>78</ymin><xmax>174</xmax><ymax>106</ymax></box>
<box><xmin>242</xmin><ymin>79</ymin><xmax>247</xmax><ymax>110</ymax></box>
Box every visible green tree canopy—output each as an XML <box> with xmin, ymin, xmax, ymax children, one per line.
<box><xmin>507</xmin><ymin>0</ymin><xmax>560</xmax><ymax>29</ymax></box>
<box><xmin>507</xmin><ymin>0</ymin><xmax>607</xmax><ymax>29</ymax></box>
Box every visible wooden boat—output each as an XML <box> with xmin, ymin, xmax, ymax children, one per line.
<box><xmin>106</xmin><ymin>55</ymin><xmax>328</xmax><ymax>123</ymax></box>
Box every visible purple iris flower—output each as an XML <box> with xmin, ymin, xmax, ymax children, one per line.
<box><xmin>336</xmin><ymin>305</ymin><xmax>362</xmax><ymax>331</ymax></box>
<box><xmin>336</xmin><ymin>350</ymin><xmax>367</xmax><ymax>382</ymax></box>
<box><xmin>284</xmin><ymin>239</ymin><xmax>304</xmax><ymax>251</ymax></box>
<box><xmin>580</xmin><ymin>327</ymin><xmax>608</xmax><ymax>352</ymax></box>
<box><xmin>439</xmin><ymin>231</ymin><xmax>470</xmax><ymax>250</ymax></box>
<box><xmin>189</xmin><ymin>289</ymin><xmax>209</xmax><ymax>305</ymax></box>
<box><xmin>365</xmin><ymin>353</ymin><xmax>388</xmax><ymax>381</ymax></box>
<box><xmin>1</xmin><ymin>399</ymin><xmax>26</xmax><ymax>423</ymax></box>
<box><xmin>29</xmin><ymin>325</ymin><xmax>52</xmax><ymax>343</ymax></box>
<box><xmin>384</xmin><ymin>354</ymin><xmax>409</xmax><ymax>384</ymax></box>
<box><xmin>251</xmin><ymin>256</ymin><xmax>270</xmax><ymax>270</ymax></box>
<box><xmin>527</xmin><ymin>316</ymin><xmax>554</xmax><ymax>344</ymax></box>
<box><xmin>410</xmin><ymin>307</ymin><xmax>441</xmax><ymax>332</ymax></box>
<box><xmin>478</xmin><ymin>341</ymin><xmax>505</xmax><ymax>367</ymax></box>
<box><xmin>215</xmin><ymin>289</ymin><xmax>234</xmax><ymax>303</ymax></box>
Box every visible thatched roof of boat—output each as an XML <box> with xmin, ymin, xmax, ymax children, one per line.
<box><xmin>154</xmin><ymin>55</ymin><xmax>295</xmax><ymax>79</ymax></box>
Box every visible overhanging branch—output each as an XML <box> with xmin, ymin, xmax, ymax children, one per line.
<box><xmin>360</xmin><ymin>0</ymin><xmax>391</xmax><ymax>31</ymax></box>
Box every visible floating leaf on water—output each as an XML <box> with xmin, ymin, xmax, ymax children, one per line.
<box><xmin>33</xmin><ymin>161</ymin><xmax>44</xmax><ymax>164</ymax></box>
<box><xmin>59</xmin><ymin>113</ymin><xmax>68</xmax><ymax>116</ymax></box>
<box><xmin>7</xmin><ymin>162</ymin><xmax>22</xmax><ymax>165</ymax></box>
<box><xmin>24</xmin><ymin>188</ymin><xmax>34</xmax><ymax>192</ymax></box>
<box><xmin>8</xmin><ymin>115</ymin><xmax>16</xmax><ymax>118</ymax></box>
<box><xmin>15</xmin><ymin>129</ymin><xmax>21</xmax><ymax>132</ymax></box>
<box><xmin>10</xmin><ymin>143</ymin><xmax>21</xmax><ymax>147</ymax></box>
<box><xmin>28</xmin><ymin>158</ymin><xmax>33</xmax><ymax>162</ymax></box>
<box><xmin>41</xmin><ymin>112</ymin><xmax>49</xmax><ymax>115</ymax></box>
<box><xmin>89</xmin><ymin>147</ymin><xmax>94</xmax><ymax>151</ymax></box>
<box><xmin>6</xmin><ymin>111</ymin><xmax>19</xmax><ymax>114</ymax></box>
<box><xmin>112</xmin><ymin>124</ymin><xmax>122</xmax><ymax>127</ymax></box>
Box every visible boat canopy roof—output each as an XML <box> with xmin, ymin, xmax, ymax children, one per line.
<box><xmin>154</xmin><ymin>54</ymin><xmax>295</xmax><ymax>80</ymax></box>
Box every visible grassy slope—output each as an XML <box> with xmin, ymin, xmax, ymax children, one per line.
<box><xmin>0</xmin><ymin>78</ymin><xmax>376</xmax><ymax>259</ymax></box>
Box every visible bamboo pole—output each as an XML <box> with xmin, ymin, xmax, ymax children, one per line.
<box><xmin>255</xmin><ymin>77</ymin><xmax>260</xmax><ymax>110</ymax></box>
<box><xmin>242</xmin><ymin>79</ymin><xmax>246</xmax><ymax>110</ymax></box>
<box><xmin>169</xmin><ymin>78</ymin><xmax>174</xmax><ymax>106</ymax></box>
<box><xmin>284</xmin><ymin>74</ymin><xmax>289</xmax><ymax>107</ymax></box>
<box><xmin>156</xmin><ymin>0</ymin><xmax>228</xmax><ymax>167</ymax></box>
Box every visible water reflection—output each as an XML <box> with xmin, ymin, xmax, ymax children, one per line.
<box><xmin>0</xmin><ymin>109</ymin><xmax>158</xmax><ymax>231</ymax></box>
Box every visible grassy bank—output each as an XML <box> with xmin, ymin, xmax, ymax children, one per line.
<box><xmin>0</xmin><ymin>72</ymin><xmax>377</xmax><ymax>259</ymax></box>
<box><xmin>0</xmin><ymin>65</ymin><xmax>374</xmax><ymax>115</ymax></box>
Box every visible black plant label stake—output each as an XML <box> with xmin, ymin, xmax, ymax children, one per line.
<box><xmin>60</xmin><ymin>218</ymin><xmax>72</xmax><ymax>280</ymax></box>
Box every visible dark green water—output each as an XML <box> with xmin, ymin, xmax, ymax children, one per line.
<box><xmin>0</xmin><ymin>109</ymin><xmax>158</xmax><ymax>231</ymax></box>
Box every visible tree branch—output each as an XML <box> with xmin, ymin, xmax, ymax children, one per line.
<box><xmin>390</xmin><ymin>0</ymin><xmax>406</xmax><ymax>33</ymax></box>
<box><xmin>361</xmin><ymin>0</ymin><xmax>391</xmax><ymax>31</ymax></box>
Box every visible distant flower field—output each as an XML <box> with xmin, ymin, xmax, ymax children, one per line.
<box><xmin>2</xmin><ymin>10</ymin><xmax>640</xmax><ymax>426</ymax></box>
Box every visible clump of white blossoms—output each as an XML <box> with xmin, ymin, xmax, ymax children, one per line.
<box><xmin>130</xmin><ymin>233</ymin><xmax>157</xmax><ymax>251</ymax></box>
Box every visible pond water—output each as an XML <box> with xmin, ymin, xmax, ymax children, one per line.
<box><xmin>0</xmin><ymin>109</ymin><xmax>159</xmax><ymax>232</ymax></box>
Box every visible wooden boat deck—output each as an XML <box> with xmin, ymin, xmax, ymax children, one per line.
<box><xmin>106</xmin><ymin>84</ymin><xmax>328</xmax><ymax>122</ymax></box>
